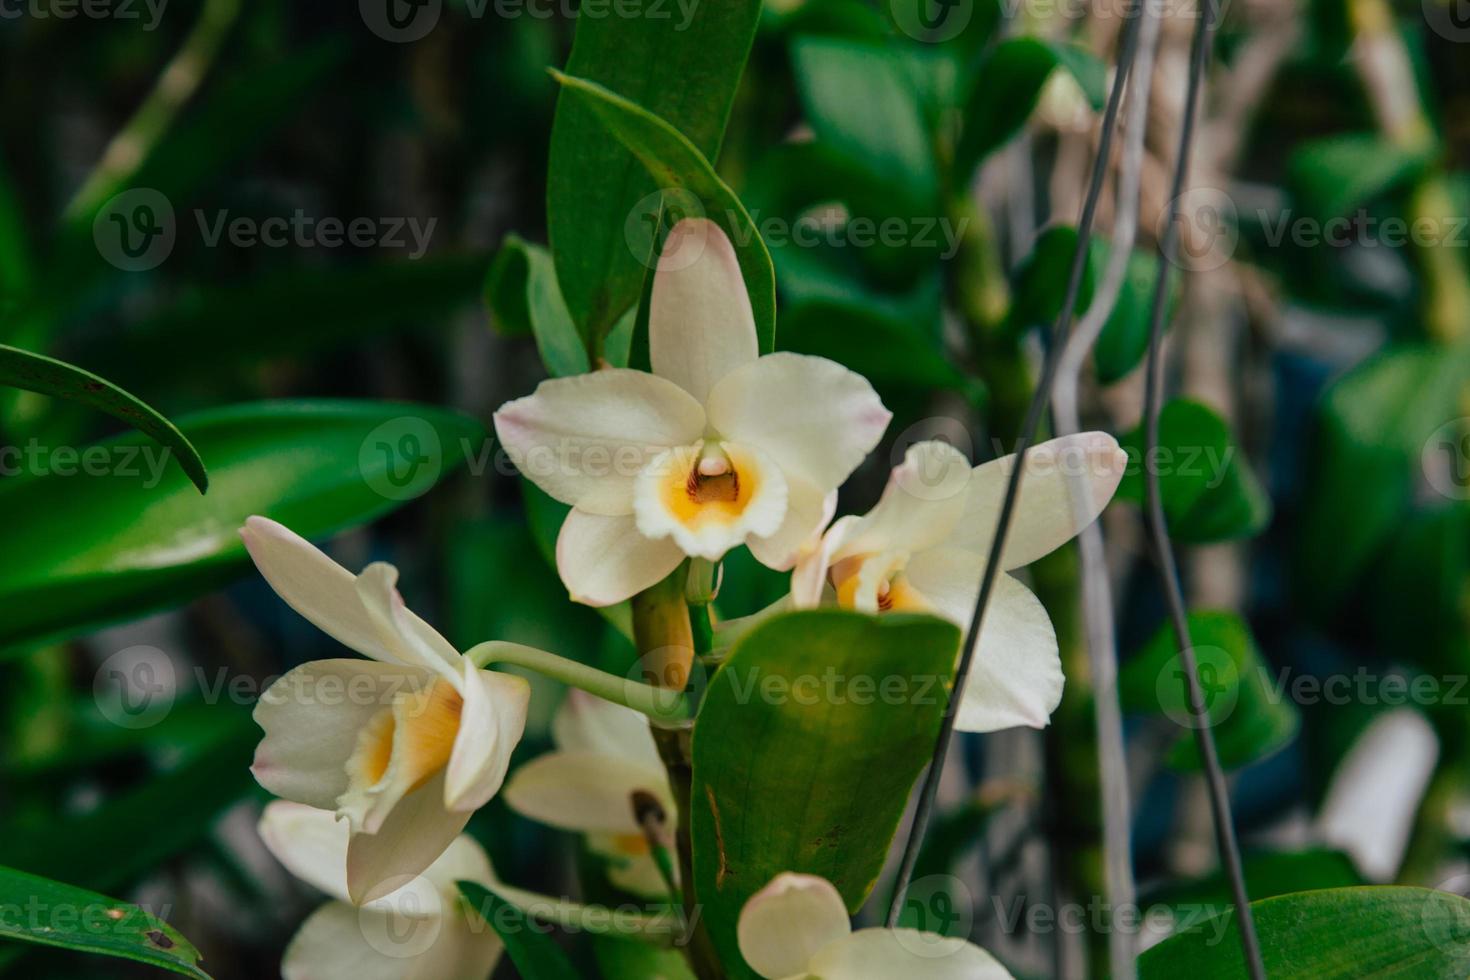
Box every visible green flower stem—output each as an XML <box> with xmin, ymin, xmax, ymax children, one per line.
<box><xmin>465</xmin><ymin>641</ymin><xmax>689</xmax><ymax>724</ymax></box>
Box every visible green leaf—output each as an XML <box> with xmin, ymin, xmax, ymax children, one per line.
<box><xmin>1288</xmin><ymin>133</ymin><xmax>1437</xmax><ymax>222</ymax></box>
<box><xmin>486</xmin><ymin>236</ymin><xmax>589</xmax><ymax>376</ymax></box>
<box><xmin>1138</xmin><ymin>887</ymin><xmax>1470</xmax><ymax>978</ymax></box>
<box><xmin>779</xmin><ymin>299</ymin><xmax>972</xmax><ymax>396</ymax></box>
<box><xmin>0</xmin><ymin>866</ymin><xmax>210</xmax><ymax>978</ymax></box>
<box><xmin>1008</xmin><ymin>225</ymin><xmax>1093</xmax><ymax>334</ymax></box>
<box><xmin>547</xmin><ymin>0</ymin><xmax>760</xmax><ymax>344</ymax></box>
<box><xmin>457</xmin><ymin>882</ymin><xmax>580</xmax><ymax>980</ymax></box>
<box><xmin>594</xmin><ymin>936</ymin><xmax>696</xmax><ymax>980</ymax></box>
<box><xmin>0</xmin><ymin>400</ymin><xmax>484</xmax><ymax>652</ymax></box>
<box><xmin>0</xmin><ymin>344</ymin><xmax>207</xmax><ymax>492</ymax></box>
<box><xmin>552</xmin><ymin>71</ymin><xmax>776</xmax><ymax>354</ymax></box>
<box><xmin>1115</xmin><ymin>398</ymin><xmax>1272</xmax><ymax>543</ymax></box>
<box><xmin>691</xmin><ymin>610</ymin><xmax>961</xmax><ymax>979</ymax></box>
<box><xmin>1093</xmin><ymin>247</ymin><xmax>1175</xmax><ymax>384</ymax></box>
<box><xmin>790</xmin><ymin>35</ymin><xmax>938</xmax><ymax>212</ymax></box>
<box><xmin>1143</xmin><ymin>849</ymin><xmax>1361</xmax><ymax>923</ymax></box>
<box><xmin>957</xmin><ymin>37</ymin><xmax>1107</xmax><ymax>179</ymax></box>
<box><xmin>1296</xmin><ymin>345</ymin><xmax>1470</xmax><ymax>616</ymax></box>
<box><xmin>1119</xmin><ymin>610</ymin><xmax>1298</xmax><ymax>771</ymax></box>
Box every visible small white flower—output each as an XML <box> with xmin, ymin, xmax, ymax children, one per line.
<box><xmin>494</xmin><ymin>218</ymin><xmax>890</xmax><ymax>606</ymax></box>
<box><xmin>503</xmin><ymin>690</ymin><xmax>675</xmax><ymax>898</ymax></box>
<box><xmin>242</xmin><ymin>516</ymin><xmax>531</xmax><ymax>902</ymax></box>
<box><xmin>792</xmin><ymin>435</ymin><xmax>1126</xmax><ymax>733</ymax></box>
<box><xmin>736</xmin><ymin>872</ymin><xmax>1012</xmax><ymax>979</ymax></box>
<box><xmin>258</xmin><ymin>800</ymin><xmax>503</xmax><ymax>980</ymax></box>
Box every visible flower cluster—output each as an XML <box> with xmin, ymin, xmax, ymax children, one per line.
<box><xmin>243</xmin><ymin>219</ymin><xmax>1123</xmax><ymax>978</ymax></box>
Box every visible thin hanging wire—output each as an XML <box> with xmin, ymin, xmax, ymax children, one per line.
<box><xmin>1141</xmin><ymin>0</ymin><xmax>1266</xmax><ymax>975</ymax></box>
<box><xmin>886</xmin><ymin>2</ymin><xmax>1146</xmax><ymax>928</ymax></box>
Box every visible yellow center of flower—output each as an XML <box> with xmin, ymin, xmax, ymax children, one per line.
<box><xmin>658</xmin><ymin>443</ymin><xmax>763</xmax><ymax>531</ymax></box>
<box><xmin>830</xmin><ymin>554</ymin><xmax>931</xmax><ymax>614</ymax></box>
<box><xmin>347</xmin><ymin>677</ymin><xmax>464</xmax><ymax>800</ymax></box>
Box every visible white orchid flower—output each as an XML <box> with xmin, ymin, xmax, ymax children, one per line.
<box><xmin>494</xmin><ymin>218</ymin><xmax>890</xmax><ymax>606</ymax></box>
<box><xmin>242</xmin><ymin>516</ymin><xmax>531</xmax><ymax>903</ymax></box>
<box><xmin>792</xmin><ymin>435</ymin><xmax>1126</xmax><ymax>733</ymax></box>
<box><xmin>503</xmin><ymin>690</ymin><xmax>675</xmax><ymax>898</ymax></box>
<box><xmin>258</xmin><ymin>801</ymin><xmax>503</xmax><ymax>980</ymax></box>
<box><xmin>736</xmin><ymin>873</ymin><xmax>1012</xmax><ymax>979</ymax></box>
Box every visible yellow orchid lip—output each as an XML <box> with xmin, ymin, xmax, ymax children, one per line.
<box><xmin>340</xmin><ymin>677</ymin><xmax>465</xmax><ymax>834</ymax></box>
<box><xmin>830</xmin><ymin>552</ymin><xmax>930</xmax><ymax>614</ymax></box>
<box><xmin>635</xmin><ymin>440</ymin><xmax>788</xmax><ymax>561</ymax></box>
<box><xmin>659</xmin><ymin>443</ymin><xmax>760</xmax><ymax>529</ymax></box>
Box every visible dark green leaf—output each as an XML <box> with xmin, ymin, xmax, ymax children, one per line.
<box><xmin>0</xmin><ymin>400</ymin><xmax>484</xmax><ymax>652</ymax></box>
<box><xmin>457</xmin><ymin>882</ymin><xmax>580</xmax><ymax>980</ymax></box>
<box><xmin>957</xmin><ymin>37</ymin><xmax>1107</xmax><ymax>179</ymax></box>
<box><xmin>594</xmin><ymin>936</ymin><xmax>696</xmax><ymax>980</ymax></box>
<box><xmin>486</xmin><ymin>236</ymin><xmax>589</xmax><ymax>376</ymax></box>
<box><xmin>552</xmin><ymin>72</ymin><xmax>776</xmax><ymax>354</ymax></box>
<box><xmin>691</xmin><ymin>610</ymin><xmax>961</xmax><ymax>979</ymax></box>
<box><xmin>547</xmin><ymin>0</ymin><xmax>760</xmax><ymax>344</ymax></box>
<box><xmin>1116</xmin><ymin>398</ymin><xmax>1272</xmax><ymax>543</ymax></box>
<box><xmin>779</xmin><ymin>299</ymin><xmax>971</xmax><ymax>394</ymax></box>
<box><xmin>1093</xmin><ymin>247</ymin><xmax>1175</xmax><ymax>384</ymax></box>
<box><xmin>1143</xmin><ymin>849</ymin><xmax>1361</xmax><ymax>923</ymax></box>
<box><xmin>1008</xmin><ymin>226</ymin><xmax>1093</xmax><ymax>334</ymax></box>
<box><xmin>1288</xmin><ymin>134</ymin><xmax>1436</xmax><ymax>222</ymax></box>
<box><xmin>0</xmin><ymin>866</ymin><xmax>210</xmax><ymax>978</ymax></box>
<box><xmin>0</xmin><ymin>344</ymin><xmax>207</xmax><ymax>492</ymax></box>
<box><xmin>1138</xmin><ymin>887</ymin><xmax>1470</xmax><ymax>978</ymax></box>
<box><xmin>1119</xmin><ymin>610</ymin><xmax>1298</xmax><ymax>771</ymax></box>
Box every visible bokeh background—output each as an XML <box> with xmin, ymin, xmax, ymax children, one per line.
<box><xmin>2</xmin><ymin>0</ymin><xmax>1469</xmax><ymax>975</ymax></box>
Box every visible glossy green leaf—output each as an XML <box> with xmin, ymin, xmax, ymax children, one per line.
<box><xmin>957</xmin><ymin>37</ymin><xmax>1107</xmax><ymax>179</ymax></box>
<box><xmin>457</xmin><ymin>883</ymin><xmax>580</xmax><ymax>980</ymax></box>
<box><xmin>790</xmin><ymin>36</ymin><xmax>938</xmax><ymax>212</ymax></box>
<box><xmin>0</xmin><ymin>344</ymin><xmax>207</xmax><ymax>492</ymax></box>
<box><xmin>1116</xmin><ymin>398</ymin><xmax>1271</xmax><ymax>543</ymax></box>
<box><xmin>547</xmin><ymin>0</ymin><xmax>760</xmax><ymax>345</ymax></box>
<box><xmin>552</xmin><ymin>72</ymin><xmax>776</xmax><ymax>354</ymax></box>
<box><xmin>1297</xmin><ymin>345</ymin><xmax>1470</xmax><ymax>616</ymax></box>
<box><xmin>486</xmin><ymin>235</ymin><xmax>589</xmax><ymax>376</ymax></box>
<box><xmin>690</xmin><ymin>610</ymin><xmax>961</xmax><ymax>979</ymax></box>
<box><xmin>0</xmin><ymin>866</ymin><xmax>210</xmax><ymax>978</ymax></box>
<box><xmin>1139</xmin><ymin>887</ymin><xmax>1470</xmax><ymax>978</ymax></box>
<box><xmin>1119</xmin><ymin>610</ymin><xmax>1298</xmax><ymax>771</ymax></box>
<box><xmin>0</xmin><ymin>400</ymin><xmax>484</xmax><ymax>652</ymax></box>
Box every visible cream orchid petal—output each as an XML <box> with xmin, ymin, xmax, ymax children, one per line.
<box><xmin>790</xmin><ymin>514</ymin><xmax>860</xmax><ymax>609</ymax></box>
<box><xmin>493</xmin><ymin>369</ymin><xmax>707</xmax><ymax>515</ymax></box>
<box><xmin>353</xmin><ymin>562</ymin><xmax>462</xmax><ymax>682</ymax></box>
<box><xmin>833</xmin><ymin>440</ymin><xmax>972</xmax><ymax>560</ymax></box>
<box><xmin>555</xmin><ymin>509</ymin><xmax>686</xmax><ymax>607</ymax></box>
<box><xmin>552</xmin><ymin>690</ymin><xmax>663</xmax><ymax>769</ymax></box>
<box><xmin>240</xmin><ymin>516</ymin><xmax>400</xmax><ymax>664</ymax></box>
<box><xmin>747</xmin><ymin>476</ymin><xmax>832</xmax><ymax>572</ymax></box>
<box><xmin>808</xmin><ymin>928</ymin><xmax>1014</xmax><ymax>980</ymax></box>
<box><xmin>258</xmin><ymin>800</ymin><xmax>352</xmax><ymax>903</ymax></box>
<box><xmin>251</xmin><ymin>659</ymin><xmax>431</xmax><ymax>811</ymax></box>
<box><xmin>955</xmin><ymin>432</ymin><xmax>1127</xmax><ymax>569</ymax></box>
<box><xmin>281</xmin><ymin>899</ymin><xmax>503</xmax><ymax>980</ymax></box>
<box><xmin>444</xmin><ymin>665</ymin><xmax>531</xmax><ymax>812</ymax></box>
<box><xmin>502</xmin><ymin>751</ymin><xmax>673</xmax><ymax>836</ymax></box>
<box><xmin>633</xmin><ymin>442</ymin><xmax>789</xmax><ymax>562</ymax></box>
<box><xmin>736</xmin><ymin>873</ymin><xmax>852</xmax><ymax>980</ymax></box>
<box><xmin>347</xmin><ymin>769</ymin><xmax>472</xmax><ymax>904</ymax></box>
<box><xmin>706</xmin><ymin>352</ymin><xmax>891</xmax><ymax>491</ymax></box>
<box><xmin>650</xmin><ymin>218</ymin><xmax>760</xmax><ymax>403</ymax></box>
<box><xmin>904</xmin><ymin>552</ymin><xmax>1063</xmax><ymax>732</ymax></box>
